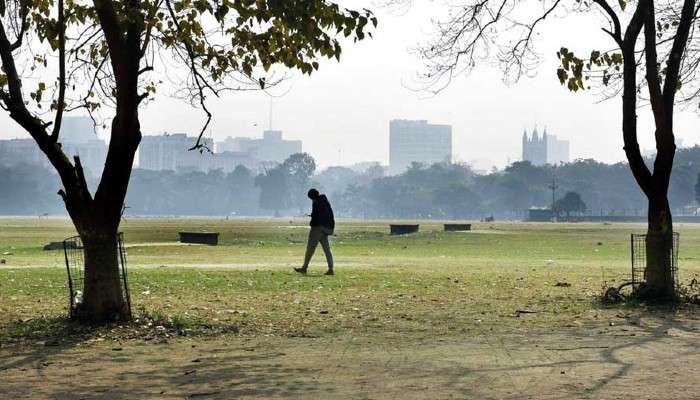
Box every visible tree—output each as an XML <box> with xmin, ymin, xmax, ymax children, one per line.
<box><xmin>433</xmin><ymin>184</ymin><xmax>481</xmax><ymax>219</ymax></box>
<box><xmin>554</xmin><ymin>191</ymin><xmax>587</xmax><ymax>217</ymax></box>
<box><xmin>396</xmin><ymin>0</ymin><xmax>699</xmax><ymax>299</ymax></box>
<box><xmin>0</xmin><ymin>0</ymin><xmax>375</xmax><ymax>321</ymax></box>
<box><xmin>255</xmin><ymin>153</ymin><xmax>317</xmax><ymax>214</ymax></box>
<box><xmin>281</xmin><ymin>152</ymin><xmax>317</xmax><ymax>211</ymax></box>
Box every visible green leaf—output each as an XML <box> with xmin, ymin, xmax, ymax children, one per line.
<box><xmin>556</xmin><ymin>68</ymin><xmax>567</xmax><ymax>85</ymax></box>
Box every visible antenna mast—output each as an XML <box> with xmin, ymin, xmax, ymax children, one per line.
<box><xmin>268</xmin><ymin>98</ymin><xmax>273</xmax><ymax>130</ymax></box>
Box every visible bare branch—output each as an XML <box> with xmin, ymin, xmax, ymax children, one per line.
<box><xmin>663</xmin><ymin>0</ymin><xmax>697</xmax><ymax>116</ymax></box>
<box><xmin>51</xmin><ymin>0</ymin><xmax>67</xmax><ymax>142</ymax></box>
<box><xmin>593</xmin><ymin>0</ymin><xmax>623</xmax><ymax>46</ymax></box>
<box><xmin>644</xmin><ymin>0</ymin><xmax>665</xmax><ymax>128</ymax></box>
<box><xmin>164</xmin><ymin>0</ymin><xmax>216</xmax><ymax>151</ymax></box>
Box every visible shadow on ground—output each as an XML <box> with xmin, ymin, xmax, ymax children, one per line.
<box><xmin>2</xmin><ymin>311</ymin><xmax>700</xmax><ymax>399</ymax></box>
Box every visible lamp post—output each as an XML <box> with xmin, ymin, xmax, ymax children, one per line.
<box><xmin>548</xmin><ymin>166</ymin><xmax>558</xmax><ymax>222</ymax></box>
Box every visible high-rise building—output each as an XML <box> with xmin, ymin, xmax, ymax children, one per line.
<box><xmin>216</xmin><ymin>130</ymin><xmax>302</xmax><ymax>164</ymax></box>
<box><xmin>389</xmin><ymin>119</ymin><xmax>452</xmax><ymax>175</ymax></box>
<box><xmin>139</xmin><ymin>133</ymin><xmax>215</xmax><ymax>172</ymax></box>
<box><xmin>522</xmin><ymin>127</ymin><xmax>569</xmax><ymax>166</ymax></box>
<box><xmin>60</xmin><ymin>116</ymin><xmax>108</xmax><ymax>176</ymax></box>
<box><xmin>61</xmin><ymin>116</ymin><xmax>99</xmax><ymax>143</ymax></box>
<box><xmin>0</xmin><ymin>138</ymin><xmax>49</xmax><ymax>169</ymax></box>
<box><xmin>0</xmin><ymin>116</ymin><xmax>107</xmax><ymax>176</ymax></box>
<box><xmin>206</xmin><ymin>151</ymin><xmax>260</xmax><ymax>173</ymax></box>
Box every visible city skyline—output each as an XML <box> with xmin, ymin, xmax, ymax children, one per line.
<box><xmin>0</xmin><ymin>2</ymin><xmax>698</xmax><ymax>170</ymax></box>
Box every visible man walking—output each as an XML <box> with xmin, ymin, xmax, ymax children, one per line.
<box><xmin>295</xmin><ymin>188</ymin><xmax>335</xmax><ymax>275</ymax></box>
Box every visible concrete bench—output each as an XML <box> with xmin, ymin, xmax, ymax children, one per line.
<box><xmin>179</xmin><ymin>231</ymin><xmax>219</xmax><ymax>246</ymax></box>
<box><xmin>444</xmin><ymin>224</ymin><xmax>472</xmax><ymax>232</ymax></box>
<box><xmin>390</xmin><ymin>224</ymin><xmax>419</xmax><ymax>235</ymax></box>
<box><xmin>43</xmin><ymin>241</ymin><xmax>78</xmax><ymax>251</ymax></box>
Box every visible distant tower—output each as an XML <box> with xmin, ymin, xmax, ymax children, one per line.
<box><xmin>521</xmin><ymin>125</ymin><xmax>569</xmax><ymax>166</ymax></box>
<box><xmin>522</xmin><ymin>125</ymin><xmax>547</xmax><ymax>166</ymax></box>
<box><xmin>268</xmin><ymin>98</ymin><xmax>274</xmax><ymax>130</ymax></box>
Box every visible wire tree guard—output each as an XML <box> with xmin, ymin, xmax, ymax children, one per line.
<box><xmin>63</xmin><ymin>233</ymin><xmax>132</xmax><ymax>319</ymax></box>
<box><xmin>630</xmin><ymin>232</ymin><xmax>679</xmax><ymax>293</ymax></box>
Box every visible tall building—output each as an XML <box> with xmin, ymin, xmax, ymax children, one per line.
<box><xmin>139</xmin><ymin>133</ymin><xmax>214</xmax><ymax>172</ymax></box>
<box><xmin>206</xmin><ymin>151</ymin><xmax>260</xmax><ymax>173</ymax></box>
<box><xmin>0</xmin><ymin>116</ymin><xmax>107</xmax><ymax>176</ymax></box>
<box><xmin>522</xmin><ymin>127</ymin><xmax>570</xmax><ymax>166</ymax></box>
<box><xmin>389</xmin><ymin>119</ymin><xmax>452</xmax><ymax>175</ymax></box>
<box><xmin>0</xmin><ymin>138</ymin><xmax>49</xmax><ymax>169</ymax></box>
<box><xmin>217</xmin><ymin>130</ymin><xmax>302</xmax><ymax>164</ymax></box>
<box><xmin>60</xmin><ymin>116</ymin><xmax>108</xmax><ymax>176</ymax></box>
<box><xmin>61</xmin><ymin>116</ymin><xmax>98</xmax><ymax>143</ymax></box>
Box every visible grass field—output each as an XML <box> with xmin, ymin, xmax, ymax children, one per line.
<box><xmin>2</xmin><ymin>218</ymin><xmax>700</xmax><ymax>399</ymax></box>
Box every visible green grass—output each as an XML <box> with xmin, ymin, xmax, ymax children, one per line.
<box><xmin>2</xmin><ymin>218</ymin><xmax>700</xmax><ymax>343</ymax></box>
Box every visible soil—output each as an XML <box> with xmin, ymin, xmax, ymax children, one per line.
<box><xmin>2</xmin><ymin>318</ymin><xmax>699</xmax><ymax>399</ymax></box>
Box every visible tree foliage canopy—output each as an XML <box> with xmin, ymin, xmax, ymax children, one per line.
<box><xmin>554</xmin><ymin>191</ymin><xmax>587</xmax><ymax>216</ymax></box>
<box><xmin>0</xmin><ymin>0</ymin><xmax>376</xmax><ymax>146</ymax></box>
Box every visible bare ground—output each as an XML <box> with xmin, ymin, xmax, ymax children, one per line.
<box><xmin>2</xmin><ymin>317</ymin><xmax>700</xmax><ymax>400</ymax></box>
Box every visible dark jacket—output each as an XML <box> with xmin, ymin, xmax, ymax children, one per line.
<box><xmin>310</xmin><ymin>194</ymin><xmax>335</xmax><ymax>230</ymax></box>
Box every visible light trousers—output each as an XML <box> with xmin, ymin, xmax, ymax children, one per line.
<box><xmin>303</xmin><ymin>226</ymin><xmax>334</xmax><ymax>269</ymax></box>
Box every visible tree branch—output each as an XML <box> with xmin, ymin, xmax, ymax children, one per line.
<box><xmin>73</xmin><ymin>156</ymin><xmax>93</xmax><ymax>203</ymax></box>
<box><xmin>621</xmin><ymin>0</ymin><xmax>653</xmax><ymax>197</ymax></box>
<box><xmin>51</xmin><ymin>0</ymin><xmax>67</xmax><ymax>142</ymax></box>
<box><xmin>164</xmin><ymin>0</ymin><xmax>214</xmax><ymax>151</ymax></box>
<box><xmin>593</xmin><ymin>0</ymin><xmax>623</xmax><ymax>46</ymax></box>
<box><xmin>643</xmin><ymin>0</ymin><xmax>665</xmax><ymax>129</ymax></box>
<box><xmin>92</xmin><ymin>0</ymin><xmax>127</xmax><ymax>85</ymax></box>
<box><xmin>662</xmin><ymin>0</ymin><xmax>697</xmax><ymax>118</ymax></box>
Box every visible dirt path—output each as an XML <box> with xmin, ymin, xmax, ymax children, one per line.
<box><xmin>2</xmin><ymin>318</ymin><xmax>700</xmax><ymax>400</ymax></box>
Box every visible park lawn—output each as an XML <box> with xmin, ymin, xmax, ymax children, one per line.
<box><xmin>2</xmin><ymin>218</ymin><xmax>700</xmax><ymax>340</ymax></box>
<box><xmin>5</xmin><ymin>217</ymin><xmax>700</xmax><ymax>268</ymax></box>
<box><xmin>2</xmin><ymin>218</ymin><xmax>700</xmax><ymax>399</ymax></box>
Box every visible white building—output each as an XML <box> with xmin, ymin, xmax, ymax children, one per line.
<box><xmin>139</xmin><ymin>133</ymin><xmax>216</xmax><ymax>172</ymax></box>
<box><xmin>0</xmin><ymin>116</ymin><xmax>107</xmax><ymax>177</ymax></box>
<box><xmin>61</xmin><ymin>116</ymin><xmax>98</xmax><ymax>143</ymax></box>
<box><xmin>546</xmin><ymin>133</ymin><xmax>570</xmax><ymax>165</ymax></box>
<box><xmin>217</xmin><ymin>130</ymin><xmax>302</xmax><ymax>164</ymax></box>
<box><xmin>0</xmin><ymin>138</ymin><xmax>48</xmax><ymax>169</ymax></box>
<box><xmin>206</xmin><ymin>151</ymin><xmax>260</xmax><ymax>173</ymax></box>
<box><xmin>140</xmin><ymin>133</ymin><xmax>261</xmax><ymax>173</ymax></box>
<box><xmin>60</xmin><ymin>116</ymin><xmax>108</xmax><ymax>176</ymax></box>
<box><xmin>389</xmin><ymin>119</ymin><xmax>452</xmax><ymax>175</ymax></box>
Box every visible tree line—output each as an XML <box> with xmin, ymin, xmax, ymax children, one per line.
<box><xmin>5</xmin><ymin>147</ymin><xmax>700</xmax><ymax>219</ymax></box>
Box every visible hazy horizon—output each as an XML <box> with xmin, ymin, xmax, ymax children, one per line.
<box><xmin>1</xmin><ymin>2</ymin><xmax>699</xmax><ymax>171</ymax></box>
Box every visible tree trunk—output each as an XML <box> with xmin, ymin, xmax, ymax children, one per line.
<box><xmin>641</xmin><ymin>194</ymin><xmax>675</xmax><ymax>299</ymax></box>
<box><xmin>74</xmin><ymin>227</ymin><xmax>129</xmax><ymax>322</ymax></box>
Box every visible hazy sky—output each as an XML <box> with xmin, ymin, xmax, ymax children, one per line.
<box><xmin>1</xmin><ymin>2</ymin><xmax>699</xmax><ymax>170</ymax></box>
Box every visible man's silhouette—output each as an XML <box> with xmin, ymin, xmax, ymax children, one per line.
<box><xmin>295</xmin><ymin>188</ymin><xmax>335</xmax><ymax>275</ymax></box>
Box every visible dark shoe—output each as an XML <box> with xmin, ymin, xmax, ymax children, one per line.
<box><xmin>294</xmin><ymin>267</ymin><xmax>307</xmax><ymax>274</ymax></box>
<box><xmin>324</xmin><ymin>269</ymin><xmax>334</xmax><ymax>276</ymax></box>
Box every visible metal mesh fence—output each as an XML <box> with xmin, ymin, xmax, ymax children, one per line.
<box><xmin>63</xmin><ymin>233</ymin><xmax>132</xmax><ymax>319</ymax></box>
<box><xmin>630</xmin><ymin>232</ymin><xmax>679</xmax><ymax>291</ymax></box>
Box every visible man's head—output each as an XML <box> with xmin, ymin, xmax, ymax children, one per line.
<box><xmin>307</xmin><ymin>188</ymin><xmax>320</xmax><ymax>200</ymax></box>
